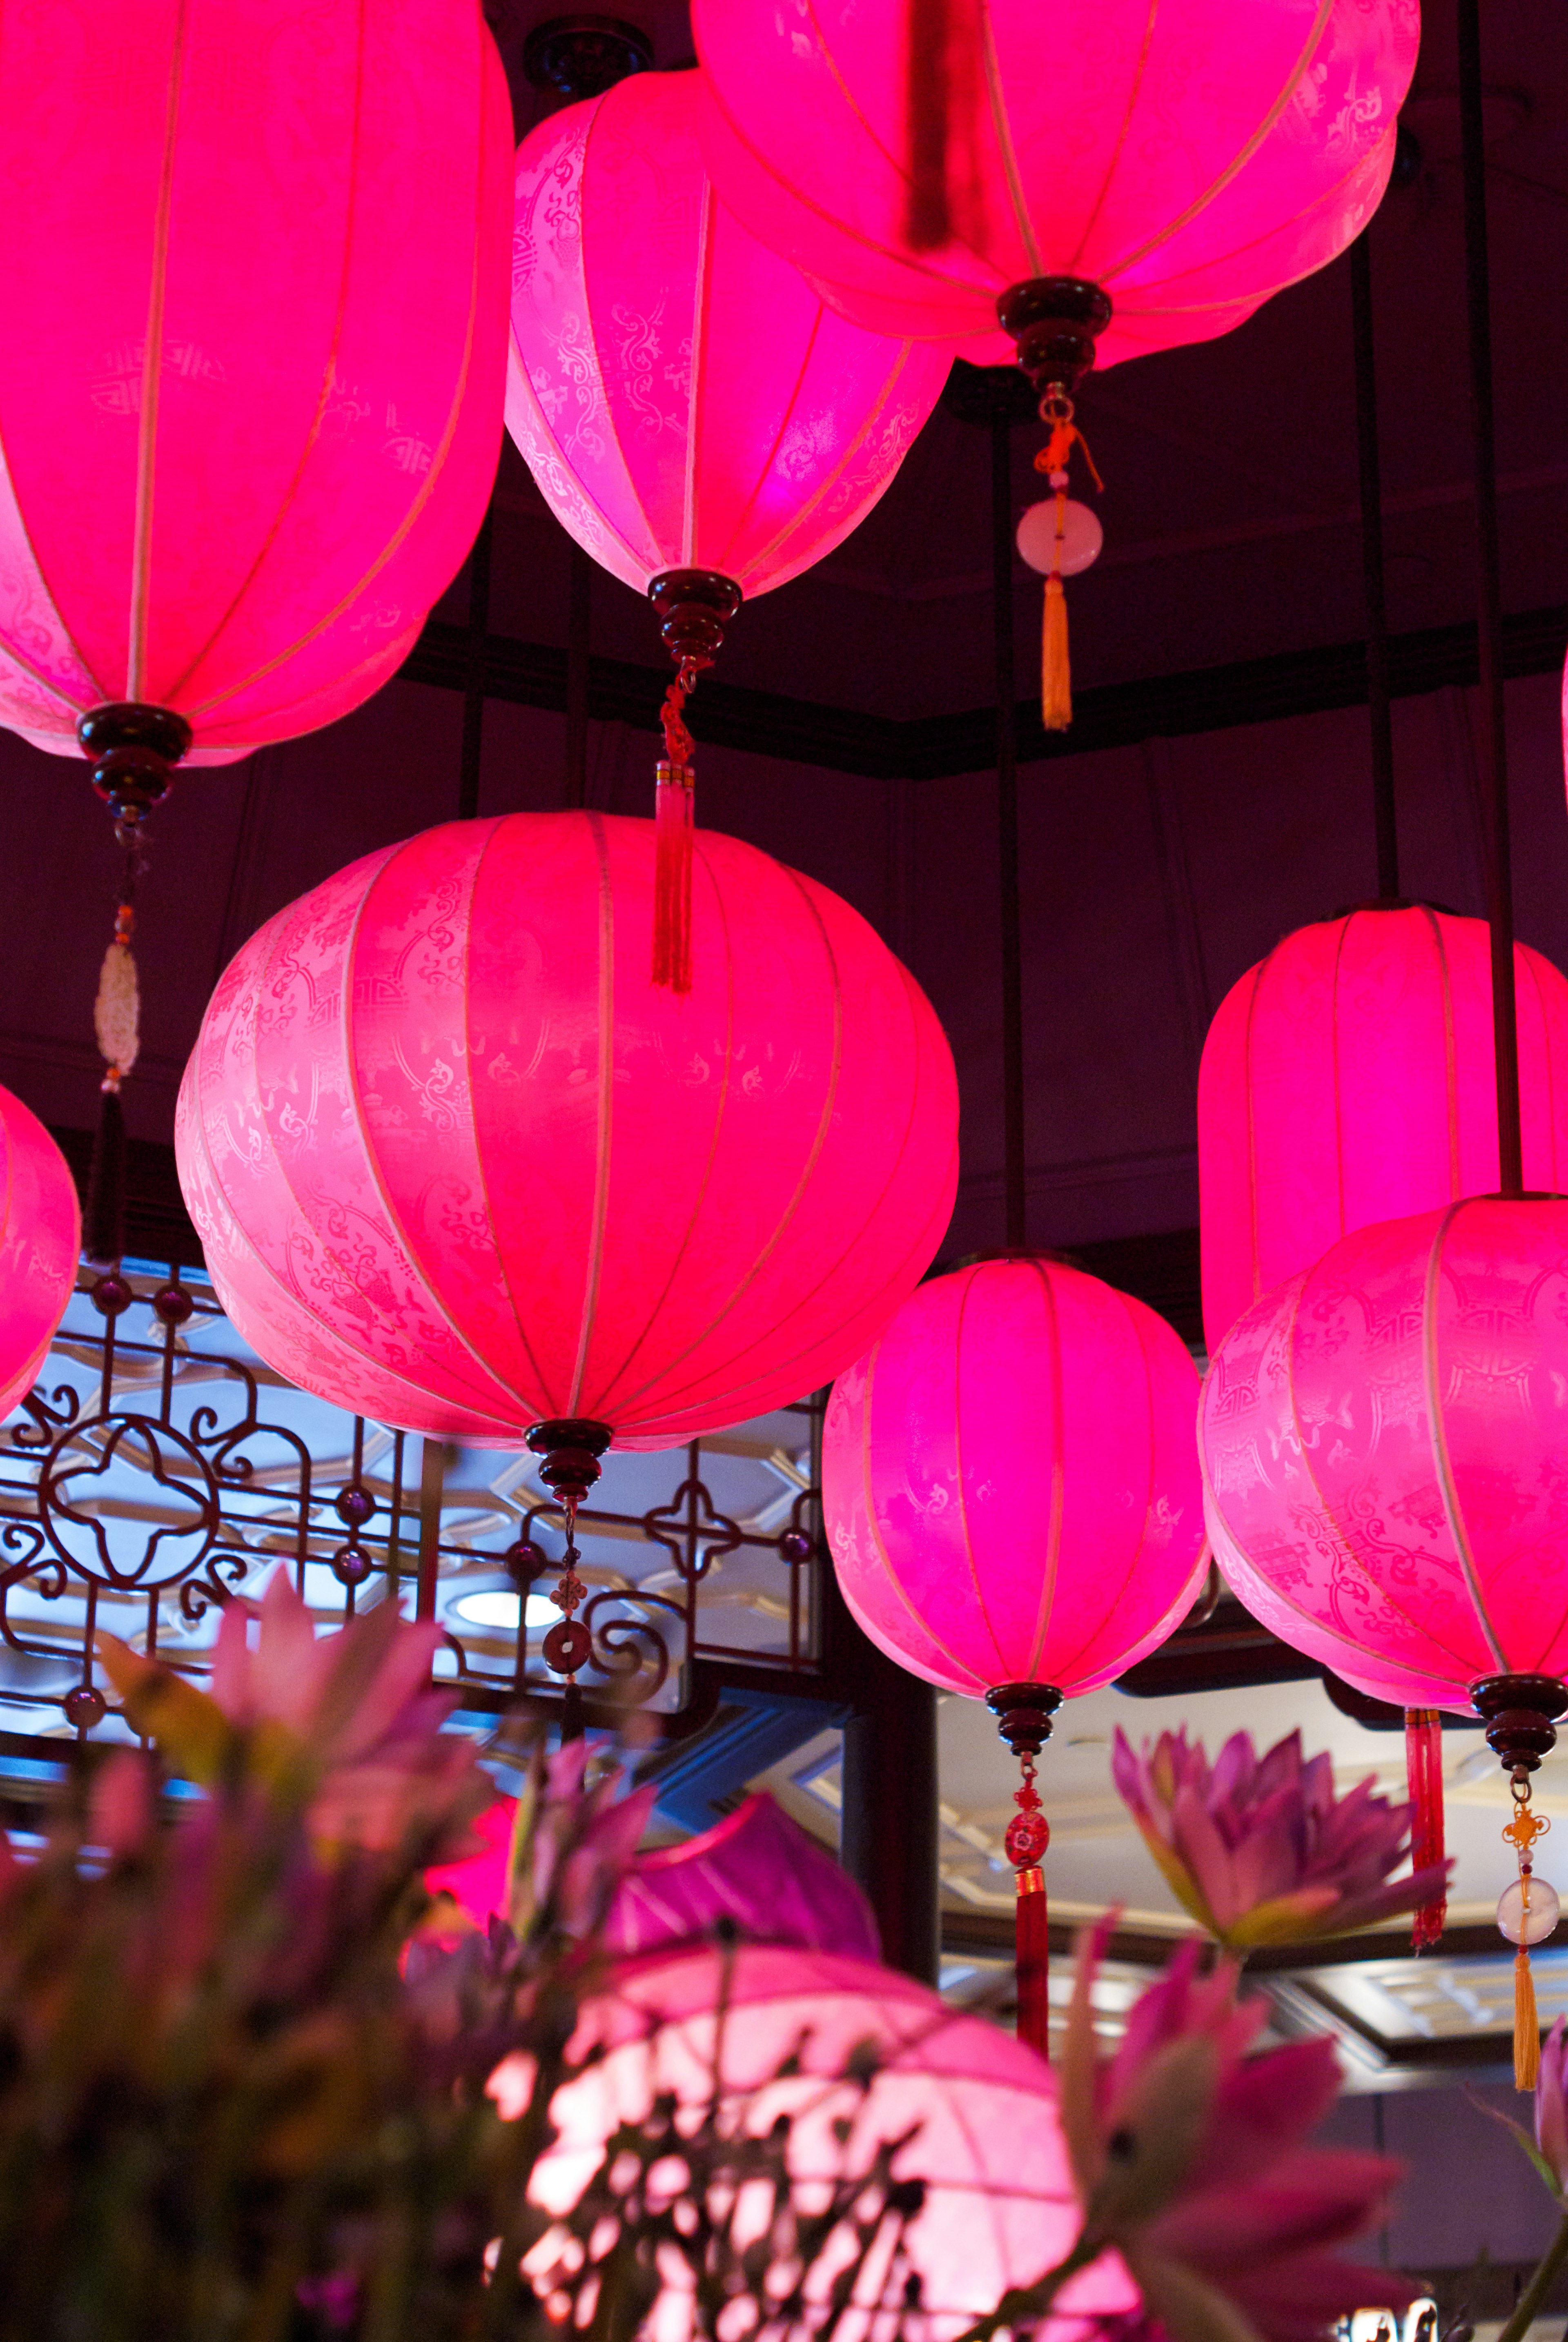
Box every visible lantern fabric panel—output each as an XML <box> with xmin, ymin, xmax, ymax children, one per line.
<box><xmin>0</xmin><ymin>0</ymin><xmax>511</xmax><ymax>763</ymax></box>
<box><xmin>1201</xmin><ymin>1198</ymin><xmax>1568</xmax><ymax>1714</ymax></box>
<box><xmin>823</xmin><ymin>1257</ymin><xmax>1207</xmax><ymax>1699</ymax></box>
<box><xmin>690</xmin><ymin>0</ymin><xmax>1419</xmax><ymax>361</ymax></box>
<box><xmin>0</xmin><ymin>1090</ymin><xmax>80</xmax><ymax>1420</ymax></box>
<box><xmin>1199</xmin><ymin>907</ymin><xmax>1568</xmax><ymax>1354</ymax></box>
<box><xmin>178</xmin><ymin>810</ymin><xmax>959</xmax><ymax>1449</ymax></box>
<box><xmin>517</xmin><ymin>1942</ymin><xmax>1138</xmax><ymax>2342</ymax></box>
<box><xmin>506</xmin><ymin>67</ymin><xmax>951</xmax><ymax>598</ymax></box>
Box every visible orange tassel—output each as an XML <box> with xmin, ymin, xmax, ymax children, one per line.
<box><xmin>1405</xmin><ymin>1708</ymin><xmax>1448</xmax><ymax>1951</ymax></box>
<box><xmin>1042</xmin><ymin>572</ymin><xmax>1071</xmax><ymax>731</ymax></box>
<box><xmin>1517</xmin><ymin>1943</ymin><xmax>1541</xmax><ymax>2090</ymax></box>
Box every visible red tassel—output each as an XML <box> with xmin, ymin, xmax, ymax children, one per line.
<box><xmin>1406</xmin><ymin>1706</ymin><xmax>1447</xmax><ymax>1950</ymax></box>
<box><xmin>652</xmin><ymin>668</ymin><xmax>698</xmax><ymax>993</ymax></box>
<box><xmin>1015</xmin><ymin>1864</ymin><xmax>1051</xmax><ymax>2057</ymax></box>
<box><xmin>653</xmin><ymin>759</ymin><xmax>694</xmax><ymax>993</ymax></box>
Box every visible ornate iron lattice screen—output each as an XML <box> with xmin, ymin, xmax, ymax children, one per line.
<box><xmin>0</xmin><ymin>1260</ymin><xmax>824</xmax><ymax>1749</ymax></box>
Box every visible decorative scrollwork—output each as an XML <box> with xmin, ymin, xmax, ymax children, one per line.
<box><xmin>36</xmin><ymin>1412</ymin><xmax>221</xmax><ymax>1589</ymax></box>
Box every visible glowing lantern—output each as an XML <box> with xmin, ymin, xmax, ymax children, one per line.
<box><xmin>1200</xmin><ymin>1197</ymin><xmax>1568</xmax><ymax>2082</ymax></box>
<box><xmin>691</xmin><ymin>0</ymin><xmax>1417</xmax><ymax>732</ymax></box>
<box><xmin>0</xmin><ymin>0</ymin><xmax>511</xmax><ymax>779</ymax></box>
<box><xmin>1201</xmin><ymin>1196</ymin><xmax>1568</xmax><ymax>1710</ymax></box>
<box><xmin>1200</xmin><ymin>906</ymin><xmax>1568</xmax><ymax>1354</ymax></box>
<box><xmin>506</xmin><ymin>65</ymin><xmax>951</xmax><ymax>986</ymax></box>
<box><xmin>0</xmin><ymin>1090</ymin><xmax>80</xmax><ymax>1419</ymax></box>
<box><xmin>429</xmin><ymin>1790</ymin><xmax>881</xmax><ymax>1964</ymax></box>
<box><xmin>822</xmin><ymin>1255</ymin><xmax>1207</xmax><ymax>2050</ymax></box>
<box><xmin>692</xmin><ymin>0</ymin><xmax>1417</xmax><ymax>358</ymax></box>
<box><xmin>178</xmin><ymin>808</ymin><xmax>958</xmax><ymax>1671</ymax></box>
<box><xmin>502</xmin><ymin>1941</ymin><xmax>1138</xmax><ymax>2342</ymax></box>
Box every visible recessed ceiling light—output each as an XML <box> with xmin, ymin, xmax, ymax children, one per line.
<box><xmin>452</xmin><ymin>1589</ymin><xmax>558</xmax><ymax>1630</ymax></box>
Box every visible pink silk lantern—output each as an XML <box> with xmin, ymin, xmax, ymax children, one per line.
<box><xmin>178</xmin><ymin>808</ymin><xmax>957</xmax><ymax>1679</ymax></box>
<box><xmin>1200</xmin><ymin>1197</ymin><xmax>1568</xmax><ymax>1714</ymax></box>
<box><xmin>822</xmin><ymin>1255</ymin><xmax>1207</xmax><ymax>2052</ymax></box>
<box><xmin>506</xmin><ymin>65</ymin><xmax>950</xmax><ymax>987</ymax></box>
<box><xmin>500</xmin><ymin>1941</ymin><xmax>1138</xmax><ymax>2342</ymax></box>
<box><xmin>1201</xmin><ymin>1196</ymin><xmax>1568</xmax><ymax>2048</ymax></box>
<box><xmin>691</xmin><ymin>0</ymin><xmax>1416</xmax><ymax>732</ymax></box>
<box><xmin>0</xmin><ymin>0</ymin><xmax>511</xmax><ymax>772</ymax></box>
<box><xmin>1200</xmin><ymin>906</ymin><xmax>1568</xmax><ymax>1354</ymax></box>
<box><xmin>428</xmin><ymin>1790</ymin><xmax>882</xmax><ymax>1965</ymax></box>
<box><xmin>0</xmin><ymin>1090</ymin><xmax>80</xmax><ymax>1420</ymax></box>
<box><xmin>690</xmin><ymin>0</ymin><xmax>1419</xmax><ymax>362</ymax></box>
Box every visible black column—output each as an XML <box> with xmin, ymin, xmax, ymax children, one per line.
<box><xmin>830</xmin><ymin>1578</ymin><xmax>939</xmax><ymax>1985</ymax></box>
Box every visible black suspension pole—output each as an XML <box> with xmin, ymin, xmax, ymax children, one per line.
<box><xmin>1457</xmin><ymin>0</ymin><xmax>1523</xmax><ymax>1197</ymax></box>
<box><xmin>456</xmin><ymin>504</ymin><xmax>493</xmax><ymax>823</ymax></box>
<box><xmin>565</xmin><ymin>537</ymin><xmax>592</xmax><ymax>810</ymax></box>
<box><xmin>1350</xmin><ymin>231</ymin><xmax>1398</xmax><ymax>901</ymax></box>
<box><xmin>992</xmin><ymin>410</ymin><xmax>1027</xmax><ymax>1251</ymax></box>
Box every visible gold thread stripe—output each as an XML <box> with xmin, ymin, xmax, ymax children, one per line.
<box><xmin>128</xmin><ymin>0</ymin><xmax>191</xmax><ymax>702</ymax></box>
<box><xmin>161</xmin><ymin>0</ymin><xmax>370</xmax><ymax>710</ymax></box>
<box><xmin>1098</xmin><ymin>0</ymin><xmax>1335</xmax><ymax>285</ymax></box>
<box><xmin>1068</xmin><ymin>0</ymin><xmax>1159</xmax><ymax>274</ymax></box>
<box><xmin>187</xmin><ymin>27</ymin><xmax>496</xmax><ymax>719</ymax></box>
<box><xmin>566</xmin><ymin>810</ymin><xmax>617</xmax><ymax>1416</ymax></box>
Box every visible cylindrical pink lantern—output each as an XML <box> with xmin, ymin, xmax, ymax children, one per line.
<box><xmin>0</xmin><ymin>1090</ymin><xmax>80</xmax><ymax>1420</ymax></box>
<box><xmin>824</xmin><ymin>1256</ymin><xmax>1207</xmax><ymax>1699</ymax></box>
<box><xmin>0</xmin><ymin>0</ymin><xmax>511</xmax><ymax>766</ymax></box>
<box><xmin>823</xmin><ymin>1254</ymin><xmax>1205</xmax><ymax>2054</ymax></box>
<box><xmin>1200</xmin><ymin>906</ymin><xmax>1568</xmax><ymax>1354</ymax></box>
<box><xmin>177</xmin><ymin>810</ymin><xmax>958</xmax><ymax>1452</ymax></box>
<box><xmin>506</xmin><ymin>67</ymin><xmax>951</xmax><ymax>604</ymax></box>
<box><xmin>503</xmin><ymin>1942</ymin><xmax>1137</xmax><ymax>2342</ymax></box>
<box><xmin>690</xmin><ymin>0</ymin><xmax>1419</xmax><ymax>360</ymax></box>
<box><xmin>1200</xmin><ymin>1197</ymin><xmax>1568</xmax><ymax>1712</ymax></box>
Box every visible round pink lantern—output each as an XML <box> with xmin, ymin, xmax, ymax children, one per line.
<box><xmin>1200</xmin><ymin>906</ymin><xmax>1568</xmax><ymax>1354</ymax></box>
<box><xmin>0</xmin><ymin>0</ymin><xmax>511</xmax><ymax>770</ymax></box>
<box><xmin>507</xmin><ymin>66</ymin><xmax>950</xmax><ymax>609</ymax></box>
<box><xmin>178</xmin><ymin>808</ymin><xmax>958</xmax><ymax>1461</ymax></box>
<box><xmin>690</xmin><ymin>0</ymin><xmax>1419</xmax><ymax>362</ymax></box>
<box><xmin>0</xmin><ymin>1089</ymin><xmax>80</xmax><ymax>1420</ymax></box>
<box><xmin>502</xmin><ymin>1941</ymin><xmax>1137</xmax><ymax>2342</ymax></box>
<box><xmin>1200</xmin><ymin>1196</ymin><xmax>1568</xmax><ymax>1713</ymax></box>
<box><xmin>507</xmin><ymin>65</ymin><xmax>951</xmax><ymax>984</ymax></box>
<box><xmin>823</xmin><ymin>1254</ymin><xmax>1206</xmax><ymax>2052</ymax></box>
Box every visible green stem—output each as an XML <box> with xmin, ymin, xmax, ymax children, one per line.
<box><xmin>1496</xmin><ymin>2205</ymin><xmax>1568</xmax><ymax>2342</ymax></box>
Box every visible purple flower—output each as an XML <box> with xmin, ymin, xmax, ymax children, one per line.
<box><xmin>1058</xmin><ymin>1920</ymin><xmax>1417</xmax><ymax>2342</ymax></box>
<box><xmin>1112</xmin><ymin>1726</ymin><xmax>1450</xmax><ymax>1952</ymax></box>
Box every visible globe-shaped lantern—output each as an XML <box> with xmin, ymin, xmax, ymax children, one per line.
<box><xmin>1200</xmin><ymin>906</ymin><xmax>1568</xmax><ymax>1354</ymax></box>
<box><xmin>1201</xmin><ymin>1195</ymin><xmax>1568</xmax><ymax>2066</ymax></box>
<box><xmin>822</xmin><ymin>1255</ymin><xmax>1207</xmax><ymax>2048</ymax></box>
<box><xmin>178</xmin><ymin>808</ymin><xmax>958</xmax><ymax>1672</ymax></box>
<box><xmin>0</xmin><ymin>0</ymin><xmax>511</xmax><ymax>795</ymax></box>
<box><xmin>690</xmin><ymin>0</ymin><xmax>1418</xmax><ymax>360</ymax></box>
<box><xmin>501</xmin><ymin>1941</ymin><xmax>1137</xmax><ymax>2342</ymax></box>
<box><xmin>0</xmin><ymin>1089</ymin><xmax>80</xmax><ymax>1420</ymax></box>
<box><xmin>690</xmin><ymin>0</ymin><xmax>1416</xmax><ymax>736</ymax></box>
<box><xmin>1201</xmin><ymin>1198</ymin><xmax>1568</xmax><ymax>1715</ymax></box>
<box><xmin>507</xmin><ymin>65</ymin><xmax>951</xmax><ymax>984</ymax></box>
<box><xmin>509</xmin><ymin>64</ymin><xmax>949</xmax><ymax>623</ymax></box>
